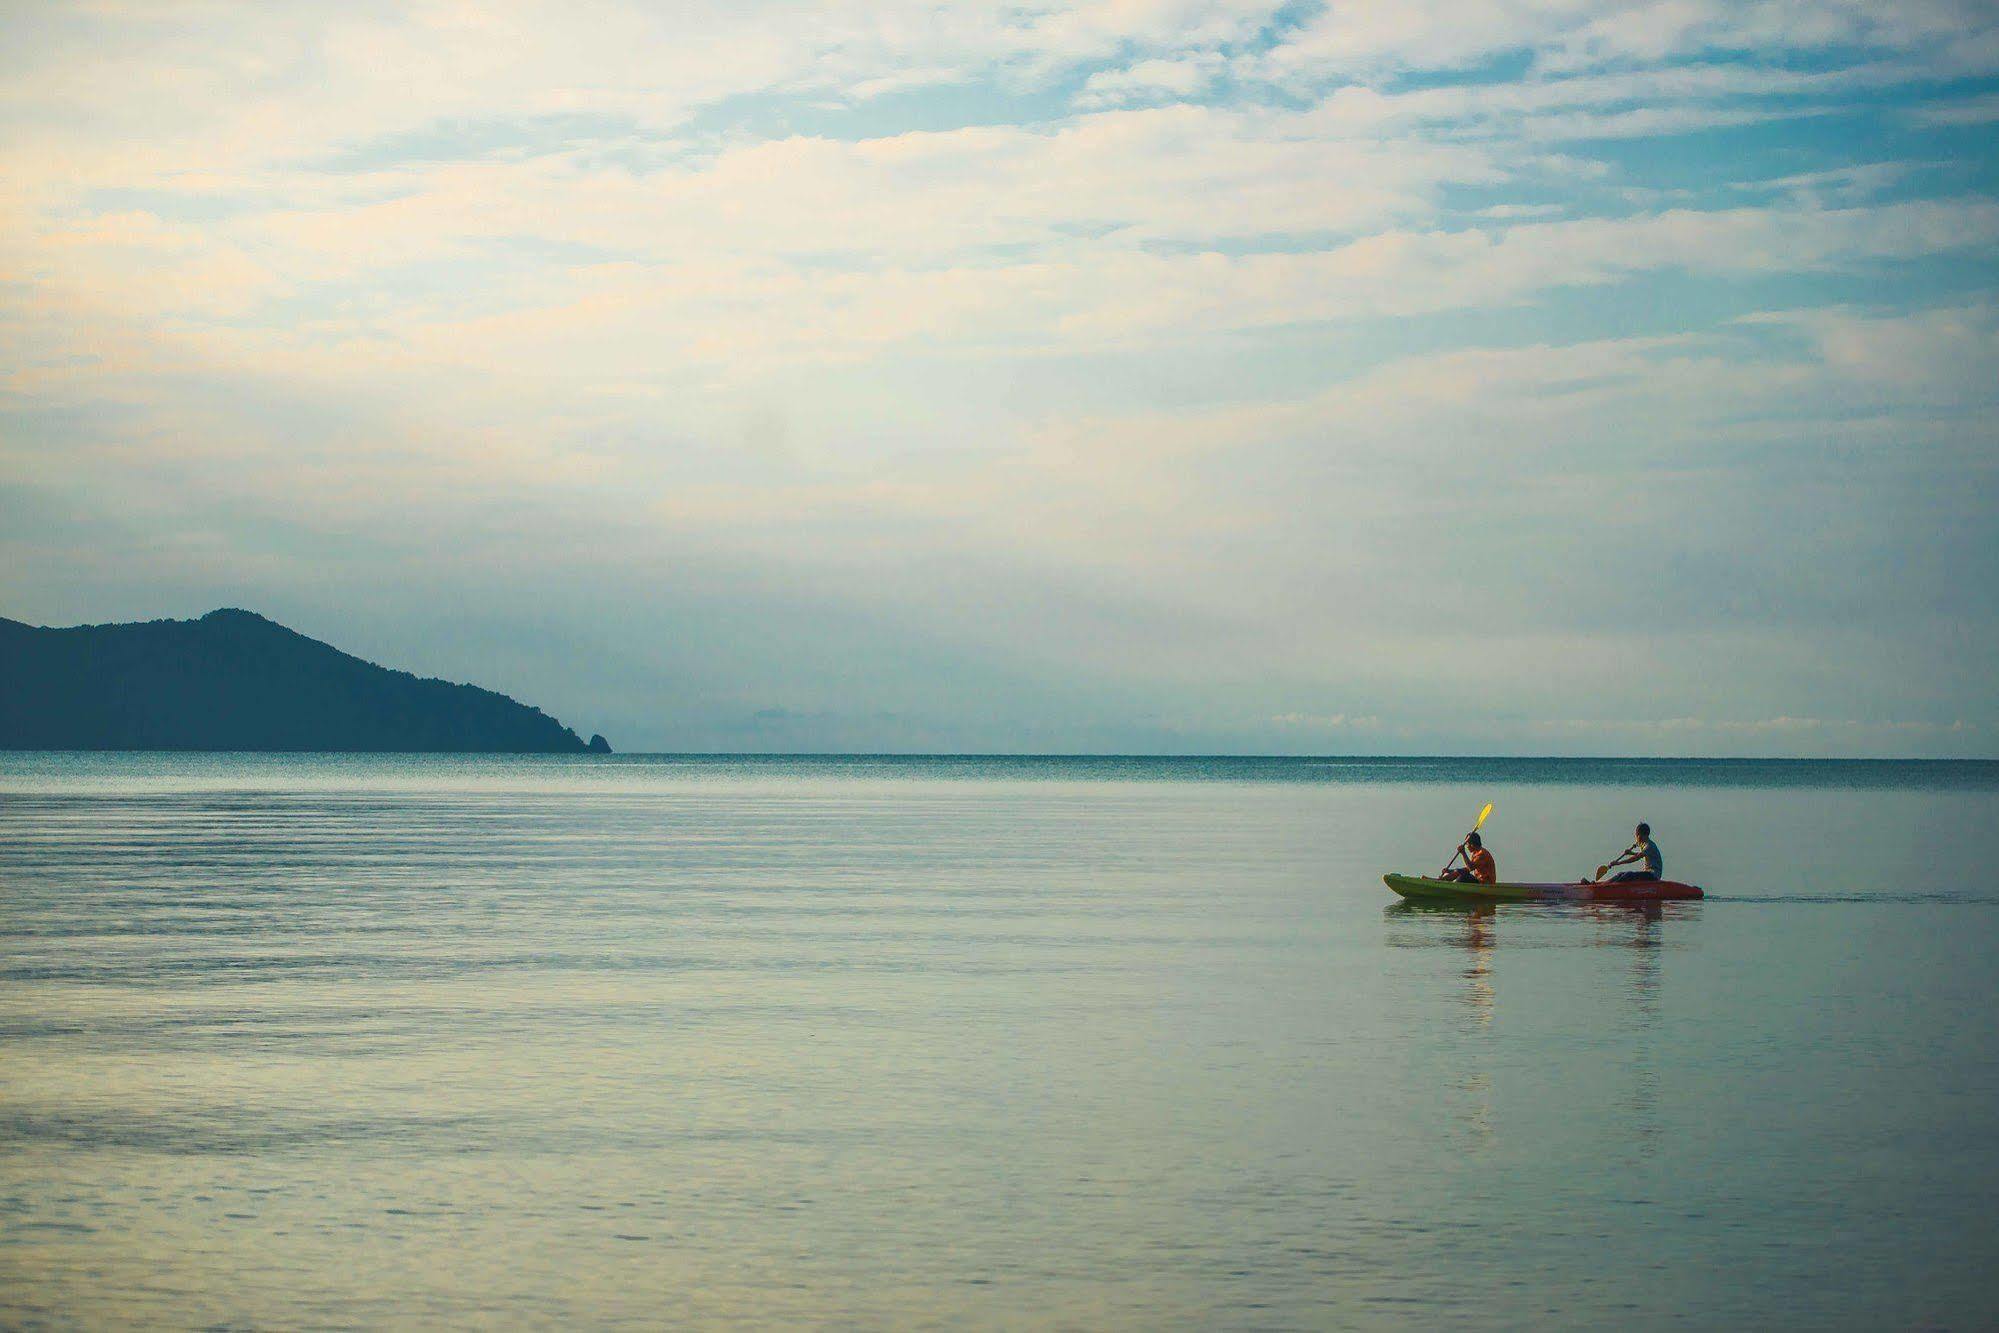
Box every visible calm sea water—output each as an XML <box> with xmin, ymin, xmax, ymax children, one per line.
<box><xmin>3</xmin><ymin>754</ymin><xmax>1997</xmax><ymax>1328</ymax></box>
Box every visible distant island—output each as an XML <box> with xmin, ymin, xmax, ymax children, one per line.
<box><xmin>0</xmin><ymin>608</ymin><xmax>611</xmax><ymax>754</ymax></box>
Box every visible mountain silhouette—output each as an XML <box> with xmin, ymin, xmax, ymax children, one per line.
<box><xmin>0</xmin><ymin>608</ymin><xmax>608</xmax><ymax>753</ymax></box>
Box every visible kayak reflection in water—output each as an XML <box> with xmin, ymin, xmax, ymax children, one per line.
<box><xmin>1597</xmin><ymin>821</ymin><xmax>1663</xmax><ymax>883</ymax></box>
<box><xmin>1441</xmin><ymin>830</ymin><xmax>1498</xmax><ymax>884</ymax></box>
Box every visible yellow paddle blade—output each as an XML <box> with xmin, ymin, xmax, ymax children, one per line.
<box><xmin>1474</xmin><ymin>802</ymin><xmax>1493</xmax><ymax>829</ymax></box>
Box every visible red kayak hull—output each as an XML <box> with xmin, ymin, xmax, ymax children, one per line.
<box><xmin>1567</xmin><ymin>880</ymin><xmax>1704</xmax><ymax>901</ymax></box>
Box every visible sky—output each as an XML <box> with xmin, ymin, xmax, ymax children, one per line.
<box><xmin>3</xmin><ymin>0</ymin><xmax>1996</xmax><ymax>756</ymax></box>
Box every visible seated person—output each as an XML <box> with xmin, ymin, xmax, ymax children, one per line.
<box><xmin>1442</xmin><ymin>831</ymin><xmax>1497</xmax><ymax>884</ymax></box>
<box><xmin>1600</xmin><ymin>822</ymin><xmax>1663</xmax><ymax>882</ymax></box>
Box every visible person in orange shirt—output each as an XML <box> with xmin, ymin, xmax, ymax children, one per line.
<box><xmin>1442</xmin><ymin>830</ymin><xmax>1497</xmax><ymax>884</ymax></box>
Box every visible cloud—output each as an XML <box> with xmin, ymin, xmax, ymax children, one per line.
<box><xmin>1257</xmin><ymin>0</ymin><xmax>1994</xmax><ymax>84</ymax></box>
<box><xmin>1075</xmin><ymin>53</ymin><xmax>1231</xmax><ymax>107</ymax></box>
<box><xmin>2</xmin><ymin>0</ymin><xmax>1996</xmax><ymax>754</ymax></box>
<box><xmin>1535</xmin><ymin>716</ymin><xmax>1981</xmax><ymax>735</ymax></box>
<box><xmin>1272</xmin><ymin>713</ymin><xmax>1386</xmax><ymax>729</ymax></box>
<box><xmin>1906</xmin><ymin>92</ymin><xmax>1999</xmax><ymax>125</ymax></box>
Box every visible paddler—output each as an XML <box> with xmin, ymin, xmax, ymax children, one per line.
<box><xmin>1597</xmin><ymin>822</ymin><xmax>1662</xmax><ymax>883</ymax></box>
<box><xmin>1441</xmin><ymin>831</ymin><xmax>1497</xmax><ymax>884</ymax></box>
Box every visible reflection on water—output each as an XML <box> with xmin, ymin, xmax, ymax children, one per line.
<box><xmin>1384</xmin><ymin>900</ymin><xmax>1703</xmax><ymax>1144</ymax></box>
<box><xmin>1463</xmin><ymin>909</ymin><xmax>1495</xmax><ymax>1029</ymax></box>
<box><xmin>1461</xmin><ymin>910</ymin><xmax>1495</xmax><ymax>1146</ymax></box>
<box><xmin>1600</xmin><ymin>904</ymin><xmax>1666</xmax><ymax>1137</ymax></box>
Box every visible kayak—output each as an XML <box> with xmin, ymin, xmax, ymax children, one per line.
<box><xmin>1384</xmin><ymin>872</ymin><xmax>1704</xmax><ymax>903</ymax></box>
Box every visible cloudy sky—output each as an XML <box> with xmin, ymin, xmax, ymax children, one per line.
<box><xmin>3</xmin><ymin>1</ymin><xmax>1996</xmax><ymax>754</ymax></box>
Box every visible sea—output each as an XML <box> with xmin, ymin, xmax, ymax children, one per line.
<box><xmin>2</xmin><ymin>753</ymin><xmax>1996</xmax><ymax>1328</ymax></box>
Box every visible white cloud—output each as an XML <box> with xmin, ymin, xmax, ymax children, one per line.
<box><xmin>1075</xmin><ymin>53</ymin><xmax>1230</xmax><ymax>107</ymax></box>
<box><xmin>3</xmin><ymin>0</ymin><xmax>1996</xmax><ymax>753</ymax></box>
<box><xmin>1905</xmin><ymin>91</ymin><xmax>1999</xmax><ymax>125</ymax></box>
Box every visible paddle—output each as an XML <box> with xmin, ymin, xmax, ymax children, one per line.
<box><xmin>1593</xmin><ymin>843</ymin><xmax>1639</xmax><ymax>882</ymax></box>
<box><xmin>1439</xmin><ymin>802</ymin><xmax>1494</xmax><ymax>877</ymax></box>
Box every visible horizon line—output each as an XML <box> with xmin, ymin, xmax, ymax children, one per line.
<box><xmin>4</xmin><ymin>750</ymin><xmax>1993</xmax><ymax>764</ymax></box>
